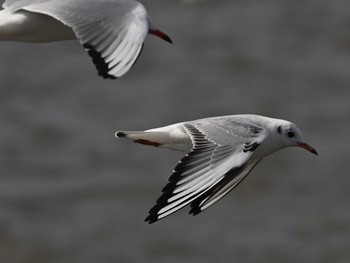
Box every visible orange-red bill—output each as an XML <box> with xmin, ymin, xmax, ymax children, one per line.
<box><xmin>297</xmin><ymin>142</ymin><xmax>318</xmax><ymax>155</ymax></box>
<box><xmin>149</xmin><ymin>29</ymin><xmax>173</xmax><ymax>44</ymax></box>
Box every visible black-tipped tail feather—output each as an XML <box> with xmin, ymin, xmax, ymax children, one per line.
<box><xmin>115</xmin><ymin>131</ymin><xmax>127</xmax><ymax>138</ymax></box>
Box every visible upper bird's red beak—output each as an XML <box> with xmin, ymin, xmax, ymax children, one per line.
<box><xmin>149</xmin><ymin>29</ymin><xmax>173</xmax><ymax>44</ymax></box>
<box><xmin>297</xmin><ymin>142</ymin><xmax>318</xmax><ymax>155</ymax></box>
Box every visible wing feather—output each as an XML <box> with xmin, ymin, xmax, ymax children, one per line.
<box><xmin>7</xmin><ymin>0</ymin><xmax>149</xmax><ymax>78</ymax></box>
<box><xmin>189</xmin><ymin>159</ymin><xmax>261</xmax><ymax>215</ymax></box>
<box><xmin>145</xmin><ymin>122</ymin><xmax>266</xmax><ymax>223</ymax></box>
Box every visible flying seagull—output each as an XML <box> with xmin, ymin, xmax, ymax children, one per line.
<box><xmin>0</xmin><ymin>0</ymin><xmax>172</xmax><ymax>79</ymax></box>
<box><xmin>116</xmin><ymin>114</ymin><xmax>318</xmax><ymax>223</ymax></box>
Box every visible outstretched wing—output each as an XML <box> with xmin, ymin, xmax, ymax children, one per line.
<box><xmin>189</xmin><ymin>159</ymin><xmax>261</xmax><ymax>215</ymax></box>
<box><xmin>5</xmin><ymin>0</ymin><xmax>149</xmax><ymax>78</ymax></box>
<box><xmin>145</xmin><ymin>120</ymin><xmax>267</xmax><ymax>223</ymax></box>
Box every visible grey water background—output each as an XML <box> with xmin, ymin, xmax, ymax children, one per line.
<box><xmin>0</xmin><ymin>0</ymin><xmax>349</xmax><ymax>262</ymax></box>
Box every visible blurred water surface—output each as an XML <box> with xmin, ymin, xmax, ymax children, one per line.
<box><xmin>0</xmin><ymin>0</ymin><xmax>349</xmax><ymax>262</ymax></box>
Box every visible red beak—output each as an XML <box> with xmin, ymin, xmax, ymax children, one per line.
<box><xmin>297</xmin><ymin>142</ymin><xmax>318</xmax><ymax>155</ymax></box>
<box><xmin>149</xmin><ymin>29</ymin><xmax>173</xmax><ymax>44</ymax></box>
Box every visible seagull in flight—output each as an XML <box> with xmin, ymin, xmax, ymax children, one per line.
<box><xmin>116</xmin><ymin>114</ymin><xmax>318</xmax><ymax>223</ymax></box>
<box><xmin>0</xmin><ymin>0</ymin><xmax>172</xmax><ymax>79</ymax></box>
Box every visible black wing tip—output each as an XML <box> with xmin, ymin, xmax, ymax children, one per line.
<box><xmin>189</xmin><ymin>196</ymin><xmax>205</xmax><ymax>216</ymax></box>
<box><xmin>189</xmin><ymin>200</ymin><xmax>202</xmax><ymax>216</ymax></box>
<box><xmin>144</xmin><ymin>214</ymin><xmax>158</xmax><ymax>224</ymax></box>
<box><xmin>189</xmin><ymin>206</ymin><xmax>201</xmax><ymax>216</ymax></box>
<box><xmin>145</xmin><ymin>202</ymin><xmax>202</xmax><ymax>224</ymax></box>
<box><xmin>145</xmin><ymin>204</ymin><xmax>164</xmax><ymax>223</ymax></box>
<box><xmin>83</xmin><ymin>43</ymin><xmax>117</xmax><ymax>80</ymax></box>
<box><xmin>144</xmin><ymin>198</ymin><xmax>170</xmax><ymax>224</ymax></box>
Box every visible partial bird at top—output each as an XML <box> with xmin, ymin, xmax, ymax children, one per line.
<box><xmin>0</xmin><ymin>0</ymin><xmax>172</xmax><ymax>79</ymax></box>
<box><xmin>116</xmin><ymin>114</ymin><xmax>318</xmax><ymax>223</ymax></box>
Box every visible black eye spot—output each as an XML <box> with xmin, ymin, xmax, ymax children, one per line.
<box><xmin>277</xmin><ymin>126</ymin><xmax>282</xmax><ymax>134</ymax></box>
<box><xmin>287</xmin><ymin>131</ymin><xmax>295</xmax><ymax>138</ymax></box>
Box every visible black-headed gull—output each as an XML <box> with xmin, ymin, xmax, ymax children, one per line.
<box><xmin>0</xmin><ymin>0</ymin><xmax>172</xmax><ymax>79</ymax></box>
<box><xmin>116</xmin><ymin>114</ymin><xmax>318</xmax><ymax>223</ymax></box>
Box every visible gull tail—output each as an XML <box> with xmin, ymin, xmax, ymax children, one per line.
<box><xmin>115</xmin><ymin>131</ymin><xmax>169</xmax><ymax>148</ymax></box>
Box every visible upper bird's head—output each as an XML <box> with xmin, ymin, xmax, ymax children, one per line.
<box><xmin>273</xmin><ymin>120</ymin><xmax>318</xmax><ymax>155</ymax></box>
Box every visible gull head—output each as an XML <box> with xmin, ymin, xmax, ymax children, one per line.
<box><xmin>274</xmin><ymin>121</ymin><xmax>318</xmax><ymax>155</ymax></box>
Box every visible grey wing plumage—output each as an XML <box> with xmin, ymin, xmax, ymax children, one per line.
<box><xmin>145</xmin><ymin>120</ymin><xmax>266</xmax><ymax>223</ymax></box>
<box><xmin>5</xmin><ymin>0</ymin><xmax>149</xmax><ymax>78</ymax></box>
<box><xmin>189</xmin><ymin>159</ymin><xmax>261</xmax><ymax>215</ymax></box>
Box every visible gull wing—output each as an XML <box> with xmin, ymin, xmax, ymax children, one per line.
<box><xmin>4</xmin><ymin>0</ymin><xmax>149</xmax><ymax>78</ymax></box>
<box><xmin>145</xmin><ymin>119</ymin><xmax>267</xmax><ymax>223</ymax></box>
<box><xmin>189</xmin><ymin>159</ymin><xmax>261</xmax><ymax>215</ymax></box>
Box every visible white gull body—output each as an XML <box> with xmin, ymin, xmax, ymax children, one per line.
<box><xmin>116</xmin><ymin>114</ymin><xmax>318</xmax><ymax>223</ymax></box>
<box><xmin>0</xmin><ymin>0</ymin><xmax>172</xmax><ymax>79</ymax></box>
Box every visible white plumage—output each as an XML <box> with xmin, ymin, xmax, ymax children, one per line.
<box><xmin>0</xmin><ymin>0</ymin><xmax>172</xmax><ymax>78</ymax></box>
<box><xmin>116</xmin><ymin>114</ymin><xmax>318</xmax><ymax>223</ymax></box>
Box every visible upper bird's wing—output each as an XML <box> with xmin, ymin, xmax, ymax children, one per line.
<box><xmin>145</xmin><ymin>118</ymin><xmax>267</xmax><ymax>223</ymax></box>
<box><xmin>4</xmin><ymin>0</ymin><xmax>149</xmax><ymax>78</ymax></box>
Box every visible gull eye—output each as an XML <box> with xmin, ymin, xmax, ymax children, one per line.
<box><xmin>287</xmin><ymin>130</ymin><xmax>295</xmax><ymax>138</ymax></box>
